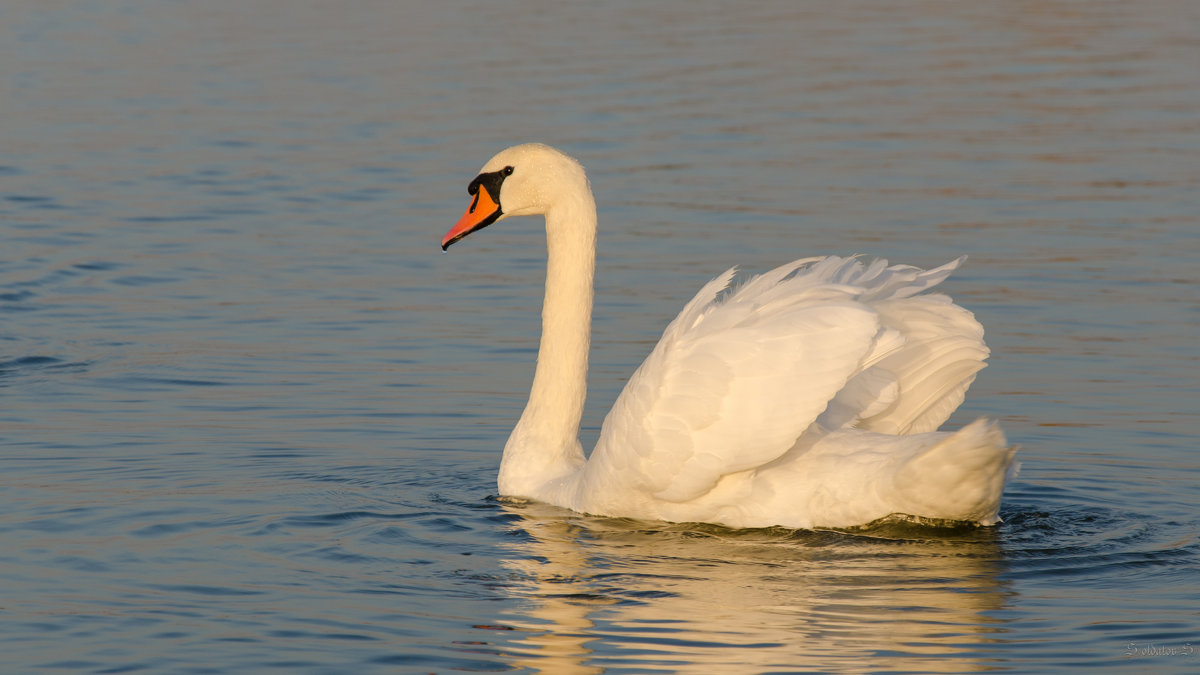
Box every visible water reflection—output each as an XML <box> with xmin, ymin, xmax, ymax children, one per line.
<box><xmin>494</xmin><ymin>502</ymin><xmax>1010</xmax><ymax>673</ymax></box>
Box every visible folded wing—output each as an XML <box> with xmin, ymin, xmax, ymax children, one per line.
<box><xmin>588</xmin><ymin>256</ymin><xmax>988</xmax><ymax>504</ymax></box>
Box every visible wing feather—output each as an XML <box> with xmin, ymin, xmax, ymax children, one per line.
<box><xmin>585</xmin><ymin>255</ymin><xmax>988</xmax><ymax>506</ymax></box>
<box><xmin>591</xmin><ymin>257</ymin><xmax>879</xmax><ymax>503</ymax></box>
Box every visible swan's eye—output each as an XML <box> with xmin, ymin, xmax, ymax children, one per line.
<box><xmin>467</xmin><ymin>168</ymin><xmax>512</xmax><ymax>202</ymax></box>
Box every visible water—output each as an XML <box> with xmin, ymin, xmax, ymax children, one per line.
<box><xmin>2</xmin><ymin>1</ymin><xmax>1198</xmax><ymax>672</ymax></box>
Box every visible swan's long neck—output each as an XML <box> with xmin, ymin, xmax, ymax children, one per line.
<box><xmin>498</xmin><ymin>183</ymin><xmax>596</xmax><ymax>499</ymax></box>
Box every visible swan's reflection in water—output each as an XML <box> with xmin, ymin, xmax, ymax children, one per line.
<box><xmin>490</xmin><ymin>501</ymin><xmax>1010</xmax><ymax>673</ymax></box>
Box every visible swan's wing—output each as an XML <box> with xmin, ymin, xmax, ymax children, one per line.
<box><xmin>816</xmin><ymin>257</ymin><xmax>990</xmax><ymax>434</ymax></box>
<box><xmin>853</xmin><ymin>294</ymin><xmax>988</xmax><ymax>433</ymax></box>
<box><xmin>590</xmin><ymin>257</ymin><xmax>890</xmax><ymax>503</ymax></box>
<box><xmin>589</xmin><ymin>256</ymin><xmax>988</xmax><ymax>505</ymax></box>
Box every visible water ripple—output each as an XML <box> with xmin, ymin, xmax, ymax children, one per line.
<box><xmin>0</xmin><ymin>355</ymin><xmax>90</xmax><ymax>383</ymax></box>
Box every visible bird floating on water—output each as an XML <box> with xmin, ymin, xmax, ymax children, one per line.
<box><xmin>441</xmin><ymin>143</ymin><xmax>1017</xmax><ymax>530</ymax></box>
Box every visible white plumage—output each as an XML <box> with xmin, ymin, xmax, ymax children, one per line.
<box><xmin>442</xmin><ymin>143</ymin><xmax>1017</xmax><ymax>530</ymax></box>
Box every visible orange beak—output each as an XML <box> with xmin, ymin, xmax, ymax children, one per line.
<box><xmin>441</xmin><ymin>183</ymin><xmax>502</xmax><ymax>251</ymax></box>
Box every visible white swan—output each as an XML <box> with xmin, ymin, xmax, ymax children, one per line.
<box><xmin>441</xmin><ymin>143</ymin><xmax>1017</xmax><ymax>530</ymax></box>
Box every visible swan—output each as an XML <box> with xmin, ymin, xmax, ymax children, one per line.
<box><xmin>441</xmin><ymin>143</ymin><xmax>1017</xmax><ymax>530</ymax></box>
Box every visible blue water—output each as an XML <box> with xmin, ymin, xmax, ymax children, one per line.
<box><xmin>2</xmin><ymin>1</ymin><xmax>1198</xmax><ymax>672</ymax></box>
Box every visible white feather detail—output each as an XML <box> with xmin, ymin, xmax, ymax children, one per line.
<box><xmin>585</xmin><ymin>255</ymin><xmax>999</xmax><ymax>510</ymax></box>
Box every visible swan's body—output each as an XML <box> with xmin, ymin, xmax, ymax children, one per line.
<box><xmin>442</xmin><ymin>143</ymin><xmax>1017</xmax><ymax>530</ymax></box>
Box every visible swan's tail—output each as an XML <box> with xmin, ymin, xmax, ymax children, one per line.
<box><xmin>893</xmin><ymin>418</ymin><xmax>1019</xmax><ymax>525</ymax></box>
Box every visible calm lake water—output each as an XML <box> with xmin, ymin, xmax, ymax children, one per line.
<box><xmin>2</xmin><ymin>1</ymin><xmax>1198</xmax><ymax>672</ymax></box>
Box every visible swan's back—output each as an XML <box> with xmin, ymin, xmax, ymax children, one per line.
<box><xmin>576</xmin><ymin>256</ymin><xmax>1012</xmax><ymax>528</ymax></box>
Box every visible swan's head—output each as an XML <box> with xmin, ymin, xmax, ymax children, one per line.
<box><xmin>441</xmin><ymin>143</ymin><xmax>589</xmax><ymax>251</ymax></box>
